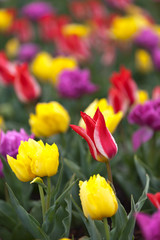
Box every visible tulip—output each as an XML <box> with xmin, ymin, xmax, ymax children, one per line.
<box><xmin>79</xmin><ymin>98</ymin><xmax>123</xmax><ymax>133</ymax></box>
<box><xmin>62</xmin><ymin>23</ymin><xmax>90</xmax><ymax>38</ymax></box>
<box><xmin>135</xmin><ymin>49</ymin><xmax>153</xmax><ymax>73</ymax></box>
<box><xmin>0</xmin><ymin>52</ymin><xmax>16</xmax><ymax>85</ymax></box>
<box><xmin>152</xmin><ymin>86</ymin><xmax>160</xmax><ymax>100</ymax></box>
<box><xmin>0</xmin><ymin>9</ymin><xmax>14</xmax><ymax>32</ymax></box>
<box><xmin>7</xmin><ymin>139</ymin><xmax>59</xmax><ymax>182</ymax></box>
<box><xmin>13</xmin><ymin>63</ymin><xmax>41</xmax><ymax>103</ymax></box>
<box><xmin>147</xmin><ymin>193</ymin><xmax>160</xmax><ymax>209</ymax></box>
<box><xmin>79</xmin><ymin>174</ymin><xmax>118</xmax><ymax>220</ymax></box>
<box><xmin>70</xmin><ymin>108</ymin><xmax>118</xmax><ymax>162</ymax></box>
<box><xmin>29</xmin><ymin>101</ymin><xmax>70</xmax><ymax>137</ymax></box>
<box><xmin>135</xmin><ymin>90</ymin><xmax>149</xmax><ymax>105</ymax></box>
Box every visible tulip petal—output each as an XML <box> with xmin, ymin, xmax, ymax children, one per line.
<box><xmin>80</xmin><ymin>111</ymin><xmax>96</xmax><ymax>141</ymax></box>
<box><xmin>132</xmin><ymin>127</ymin><xmax>153</xmax><ymax>151</ymax></box>
<box><xmin>70</xmin><ymin>124</ymin><xmax>97</xmax><ymax>159</ymax></box>
<box><xmin>147</xmin><ymin>193</ymin><xmax>160</xmax><ymax>209</ymax></box>
<box><xmin>94</xmin><ymin>109</ymin><xmax>118</xmax><ymax>159</ymax></box>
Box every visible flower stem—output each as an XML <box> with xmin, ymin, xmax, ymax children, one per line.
<box><xmin>103</xmin><ymin>218</ymin><xmax>110</xmax><ymax>240</ymax></box>
<box><xmin>46</xmin><ymin>177</ymin><xmax>51</xmax><ymax>211</ymax></box>
<box><xmin>38</xmin><ymin>185</ymin><xmax>45</xmax><ymax>221</ymax></box>
<box><xmin>106</xmin><ymin>160</ymin><xmax>113</xmax><ymax>185</ymax></box>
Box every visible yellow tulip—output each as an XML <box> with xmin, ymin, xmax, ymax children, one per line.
<box><xmin>62</xmin><ymin>23</ymin><xmax>90</xmax><ymax>38</ymax></box>
<box><xmin>135</xmin><ymin>90</ymin><xmax>149</xmax><ymax>105</ymax></box>
<box><xmin>50</xmin><ymin>56</ymin><xmax>77</xmax><ymax>85</ymax></box>
<box><xmin>5</xmin><ymin>38</ymin><xmax>20</xmax><ymax>58</ymax></box>
<box><xmin>31</xmin><ymin>52</ymin><xmax>53</xmax><ymax>81</ymax></box>
<box><xmin>0</xmin><ymin>9</ymin><xmax>13</xmax><ymax>32</ymax></box>
<box><xmin>29</xmin><ymin>101</ymin><xmax>70</xmax><ymax>137</ymax></box>
<box><xmin>79</xmin><ymin>174</ymin><xmax>118</xmax><ymax>220</ymax></box>
<box><xmin>135</xmin><ymin>49</ymin><xmax>153</xmax><ymax>73</ymax></box>
<box><xmin>7</xmin><ymin>139</ymin><xmax>59</xmax><ymax>182</ymax></box>
<box><xmin>79</xmin><ymin>98</ymin><xmax>123</xmax><ymax>133</ymax></box>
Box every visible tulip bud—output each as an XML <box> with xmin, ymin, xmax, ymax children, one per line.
<box><xmin>79</xmin><ymin>174</ymin><xmax>118</xmax><ymax>220</ymax></box>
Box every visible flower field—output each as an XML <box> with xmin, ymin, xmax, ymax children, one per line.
<box><xmin>1</xmin><ymin>0</ymin><xmax>160</xmax><ymax>239</ymax></box>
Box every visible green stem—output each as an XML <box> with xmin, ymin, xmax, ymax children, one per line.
<box><xmin>103</xmin><ymin>218</ymin><xmax>110</xmax><ymax>240</ymax></box>
<box><xmin>38</xmin><ymin>185</ymin><xmax>45</xmax><ymax>221</ymax></box>
<box><xmin>46</xmin><ymin>177</ymin><xmax>51</xmax><ymax>211</ymax></box>
<box><xmin>106</xmin><ymin>160</ymin><xmax>113</xmax><ymax>185</ymax></box>
<box><xmin>149</xmin><ymin>132</ymin><xmax>156</xmax><ymax>169</ymax></box>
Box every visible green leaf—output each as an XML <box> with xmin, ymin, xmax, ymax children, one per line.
<box><xmin>134</xmin><ymin>156</ymin><xmax>147</xmax><ymax>187</ymax></box>
<box><xmin>111</xmin><ymin>199</ymin><xmax>128</xmax><ymax>240</ymax></box>
<box><xmin>0</xmin><ymin>200</ymin><xmax>17</xmax><ymax>230</ymax></box>
<box><xmin>62</xmin><ymin>194</ymin><xmax>72</xmax><ymax>237</ymax></box>
<box><xmin>7</xmin><ymin>184</ymin><xmax>49</xmax><ymax>240</ymax></box>
<box><xmin>43</xmin><ymin>175</ymin><xmax>76</xmax><ymax>234</ymax></box>
<box><xmin>119</xmin><ymin>175</ymin><xmax>150</xmax><ymax>240</ymax></box>
<box><xmin>12</xmin><ymin>223</ymin><xmax>34</xmax><ymax>240</ymax></box>
<box><xmin>64</xmin><ymin>158</ymin><xmax>85</xmax><ymax>180</ymax></box>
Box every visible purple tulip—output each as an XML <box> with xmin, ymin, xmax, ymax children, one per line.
<box><xmin>135</xmin><ymin>29</ymin><xmax>159</xmax><ymax>51</ymax></box>
<box><xmin>21</xmin><ymin>1</ymin><xmax>54</xmax><ymax>21</ymax></box>
<box><xmin>136</xmin><ymin>210</ymin><xmax>160</xmax><ymax>240</ymax></box>
<box><xmin>128</xmin><ymin>99</ymin><xmax>160</xmax><ymax>150</ymax></box>
<box><xmin>57</xmin><ymin>69</ymin><xmax>98</xmax><ymax>99</ymax></box>
<box><xmin>18</xmin><ymin>43</ymin><xmax>40</xmax><ymax>62</ymax></box>
<box><xmin>0</xmin><ymin>129</ymin><xmax>34</xmax><ymax>177</ymax></box>
<box><xmin>152</xmin><ymin>48</ymin><xmax>160</xmax><ymax>71</ymax></box>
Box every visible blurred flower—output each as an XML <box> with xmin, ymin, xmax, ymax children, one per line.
<box><xmin>147</xmin><ymin>193</ymin><xmax>160</xmax><ymax>209</ymax></box>
<box><xmin>135</xmin><ymin>28</ymin><xmax>159</xmax><ymax>51</ymax></box>
<box><xmin>0</xmin><ymin>52</ymin><xmax>16</xmax><ymax>85</ymax></box>
<box><xmin>135</xmin><ymin>90</ymin><xmax>149</xmax><ymax>105</ymax></box>
<box><xmin>71</xmin><ymin>108</ymin><xmax>118</xmax><ymax>162</ymax></box>
<box><xmin>7</xmin><ymin>139</ymin><xmax>59</xmax><ymax>182</ymax></box>
<box><xmin>13</xmin><ymin>63</ymin><xmax>41</xmax><ymax>103</ymax></box>
<box><xmin>50</xmin><ymin>56</ymin><xmax>77</xmax><ymax>85</ymax></box>
<box><xmin>56</xmin><ymin>35</ymin><xmax>90</xmax><ymax>61</ymax></box>
<box><xmin>18</xmin><ymin>43</ymin><xmax>40</xmax><ymax>62</ymax></box>
<box><xmin>31</xmin><ymin>52</ymin><xmax>52</xmax><ymax>81</ymax></box>
<box><xmin>5</xmin><ymin>38</ymin><xmax>20</xmax><ymax>58</ymax></box>
<box><xmin>106</xmin><ymin>0</ymin><xmax>132</xmax><ymax>9</ymax></box>
<box><xmin>0</xmin><ymin>128</ymin><xmax>33</xmax><ymax>159</ymax></box>
<box><xmin>0</xmin><ymin>116</ymin><xmax>4</xmax><ymax>129</ymax></box>
<box><xmin>152</xmin><ymin>86</ymin><xmax>160</xmax><ymax>100</ymax></box>
<box><xmin>135</xmin><ymin>49</ymin><xmax>153</xmax><ymax>73</ymax></box>
<box><xmin>79</xmin><ymin>98</ymin><xmax>123</xmax><ymax>133</ymax></box>
<box><xmin>57</xmin><ymin>69</ymin><xmax>98</xmax><ymax>98</ymax></box>
<box><xmin>62</xmin><ymin>24</ymin><xmax>90</xmax><ymax>38</ymax></box>
<box><xmin>111</xmin><ymin>16</ymin><xmax>138</xmax><ymax>41</ymax></box>
<box><xmin>128</xmin><ymin>98</ymin><xmax>160</xmax><ymax>150</ymax></box>
<box><xmin>0</xmin><ymin>9</ymin><xmax>13</xmax><ymax>32</ymax></box>
<box><xmin>29</xmin><ymin>101</ymin><xmax>70</xmax><ymax>137</ymax></box>
<box><xmin>79</xmin><ymin>174</ymin><xmax>118</xmax><ymax>220</ymax></box>
<box><xmin>9</xmin><ymin>18</ymin><xmax>34</xmax><ymax>42</ymax></box>
<box><xmin>151</xmin><ymin>48</ymin><xmax>160</xmax><ymax>71</ymax></box>
<box><xmin>21</xmin><ymin>1</ymin><xmax>54</xmax><ymax>21</ymax></box>
<box><xmin>109</xmin><ymin>66</ymin><xmax>137</xmax><ymax>113</ymax></box>
<box><xmin>136</xmin><ymin>210</ymin><xmax>160</xmax><ymax>240</ymax></box>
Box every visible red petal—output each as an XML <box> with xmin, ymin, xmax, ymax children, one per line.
<box><xmin>94</xmin><ymin>109</ymin><xmax>118</xmax><ymax>159</ymax></box>
<box><xmin>147</xmin><ymin>193</ymin><xmax>160</xmax><ymax>209</ymax></box>
<box><xmin>80</xmin><ymin>111</ymin><xmax>96</xmax><ymax>142</ymax></box>
<box><xmin>93</xmin><ymin>107</ymin><xmax>99</xmax><ymax>122</ymax></box>
<box><xmin>70</xmin><ymin>124</ymin><xmax>97</xmax><ymax>159</ymax></box>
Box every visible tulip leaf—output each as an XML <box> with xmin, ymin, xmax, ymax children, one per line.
<box><xmin>62</xmin><ymin>194</ymin><xmax>72</xmax><ymax>237</ymax></box>
<box><xmin>118</xmin><ymin>174</ymin><xmax>150</xmax><ymax>240</ymax></box>
<box><xmin>111</xmin><ymin>199</ymin><xmax>128</xmax><ymax>240</ymax></box>
<box><xmin>43</xmin><ymin>175</ymin><xmax>76</xmax><ymax>234</ymax></box>
<box><xmin>0</xmin><ymin>200</ymin><xmax>17</xmax><ymax>230</ymax></box>
<box><xmin>64</xmin><ymin>158</ymin><xmax>86</xmax><ymax>180</ymax></box>
<box><xmin>134</xmin><ymin>155</ymin><xmax>147</xmax><ymax>187</ymax></box>
<box><xmin>7</xmin><ymin>184</ymin><xmax>49</xmax><ymax>240</ymax></box>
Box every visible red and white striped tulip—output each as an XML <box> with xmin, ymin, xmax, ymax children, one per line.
<box><xmin>70</xmin><ymin>108</ymin><xmax>118</xmax><ymax>162</ymax></box>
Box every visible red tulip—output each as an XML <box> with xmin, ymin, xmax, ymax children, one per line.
<box><xmin>70</xmin><ymin>108</ymin><xmax>118</xmax><ymax>162</ymax></box>
<box><xmin>110</xmin><ymin>66</ymin><xmax>137</xmax><ymax>106</ymax></box>
<box><xmin>108</xmin><ymin>87</ymin><xmax>129</xmax><ymax>113</ymax></box>
<box><xmin>152</xmin><ymin>86</ymin><xmax>160</xmax><ymax>100</ymax></box>
<box><xmin>13</xmin><ymin>63</ymin><xmax>41</xmax><ymax>103</ymax></box>
<box><xmin>0</xmin><ymin>52</ymin><xmax>16</xmax><ymax>85</ymax></box>
<box><xmin>147</xmin><ymin>193</ymin><xmax>160</xmax><ymax>209</ymax></box>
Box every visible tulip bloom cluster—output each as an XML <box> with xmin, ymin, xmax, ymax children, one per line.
<box><xmin>7</xmin><ymin>139</ymin><xmax>59</xmax><ymax>182</ymax></box>
<box><xmin>0</xmin><ymin>52</ymin><xmax>41</xmax><ymax>102</ymax></box>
